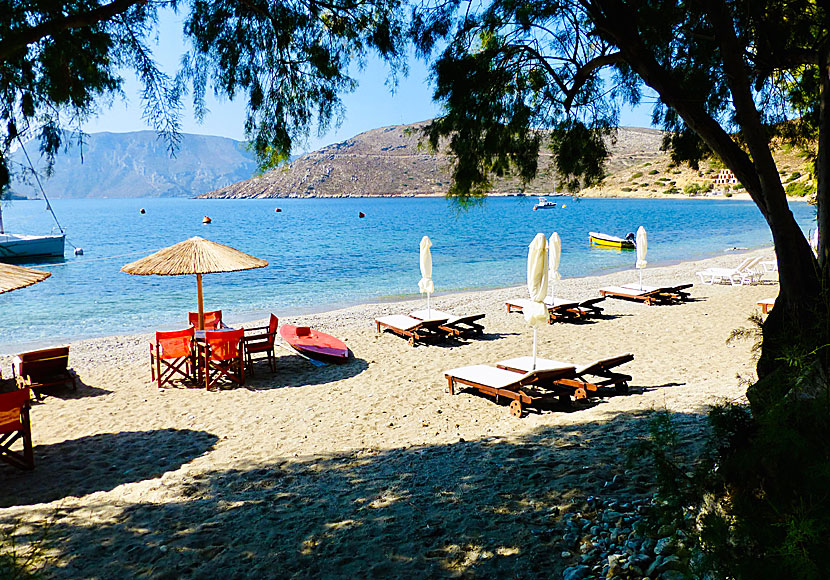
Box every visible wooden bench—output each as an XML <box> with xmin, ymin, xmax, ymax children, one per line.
<box><xmin>13</xmin><ymin>347</ymin><xmax>76</xmax><ymax>399</ymax></box>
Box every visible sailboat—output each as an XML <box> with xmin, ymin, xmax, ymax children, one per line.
<box><xmin>0</xmin><ymin>201</ymin><xmax>65</xmax><ymax>262</ymax></box>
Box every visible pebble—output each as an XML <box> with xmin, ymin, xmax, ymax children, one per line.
<box><xmin>557</xmin><ymin>496</ymin><xmax>695</xmax><ymax>580</ymax></box>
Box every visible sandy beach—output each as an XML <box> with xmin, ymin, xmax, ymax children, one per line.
<box><xmin>0</xmin><ymin>249</ymin><xmax>777</xmax><ymax>579</ymax></box>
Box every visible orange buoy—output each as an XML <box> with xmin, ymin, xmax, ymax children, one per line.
<box><xmin>358</xmin><ymin>212</ymin><xmax>365</xmax><ymax>218</ymax></box>
<box><xmin>562</xmin><ymin>204</ymin><xmax>567</xmax><ymax>209</ymax></box>
<box><xmin>140</xmin><ymin>208</ymin><xmax>146</xmax><ymax>214</ymax></box>
<box><xmin>202</xmin><ymin>216</ymin><xmax>212</xmax><ymax>224</ymax></box>
<box><xmin>275</xmin><ymin>208</ymin><xmax>282</xmax><ymax>213</ymax></box>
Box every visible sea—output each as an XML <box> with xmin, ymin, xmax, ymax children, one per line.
<box><xmin>0</xmin><ymin>196</ymin><xmax>815</xmax><ymax>353</ymax></box>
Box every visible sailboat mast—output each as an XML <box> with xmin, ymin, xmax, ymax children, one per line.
<box><xmin>16</xmin><ymin>137</ymin><xmax>64</xmax><ymax>234</ymax></box>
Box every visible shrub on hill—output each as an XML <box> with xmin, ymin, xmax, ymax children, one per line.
<box><xmin>786</xmin><ymin>181</ymin><xmax>815</xmax><ymax>197</ymax></box>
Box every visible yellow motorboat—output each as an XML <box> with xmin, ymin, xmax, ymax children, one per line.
<box><xmin>589</xmin><ymin>231</ymin><xmax>636</xmax><ymax>249</ymax></box>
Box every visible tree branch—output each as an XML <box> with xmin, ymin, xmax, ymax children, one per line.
<box><xmin>563</xmin><ymin>51</ymin><xmax>622</xmax><ymax>111</ymax></box>
<box><xmin>0</xmin><ymin>0</ymin><xmax>147</xmax><ymax>62</ymax></box>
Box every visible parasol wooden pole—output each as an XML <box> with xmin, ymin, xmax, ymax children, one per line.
<box><xmin>196</xmin><ymin>273</ymin><xmax>205</xmax><ymax>330</ymax></box>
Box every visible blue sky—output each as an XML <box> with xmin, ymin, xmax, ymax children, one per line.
<box><xmin>82</xmin><ymin>9</ymin><xmax>656</xmax><ymax>154</ymax></box>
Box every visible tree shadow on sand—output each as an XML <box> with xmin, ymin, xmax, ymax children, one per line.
<box><xmin>0</xmin><ymin>409</ymin><xmax>710</xmax><ymax>579</ymax></box>
<box><xmin>0</xmin><ymin>429</ymin><xmax>219</xmax><ymax>507</ymax></box>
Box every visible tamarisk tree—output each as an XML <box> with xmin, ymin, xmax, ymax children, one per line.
<box><xmin>412</xmin><ymin>0</ymin><xmax>829</xmax><ymax>408</ymax></box>
<box><xmin>0</xmin><ymin>0</ymin><xmax>406</xmax><ymax>186</ymax></box>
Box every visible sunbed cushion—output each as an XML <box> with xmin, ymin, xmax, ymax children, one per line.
<box><xmin>619</xmin><ymin>284</ymin><xmax>661</xmax><ymax>292</ymax></box>
<box><xmin>495</xmin><ymin>356</ymin><xmax>573</xmax><ymax>373</ymax></box>
<box><xmin>599</xmin><ymin>285</ymin><xmax>654</xmax><ymax>297</ymax></box>
<box><xmin>574</xmin><ymin>354</ymin><xmax>634</xmax><ymax>375</ymax></box>
<box><xmin>375</xmin><ymin>315</ymin><xmax>423</xmax><ymax>331</ymax></box>
<box><xmin>445</xmin><ymin>365</ymin><xmax>530</xmax><ymax>389</ymax></box>
<box><xmin>506</xmin><ymin>298</ymin><xmax>579</xmax><ymax>309</ymax></box>
<box><xmin>410</xmin><ymin>309</ymin><xmax>451</xmax><ymax>320</ymax></box>
<box><xmin>545</xmin><ymin>297</ymin><xmax>580</xmax><ymax>308</ymax></box>
<box><xmin>410</xmin><ymin>309</ymin><xmax>483</xmax><ymax>326</ymax></box>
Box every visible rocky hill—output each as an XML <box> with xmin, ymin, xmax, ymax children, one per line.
<box><xmin>201</xmin><ymin>122</ymin><xmax>668</xmax><ymax>198</ymax></box>
<box><xmin>10</xmin><ymin>131</ymin><xmax>258</xmax><ymax>198</ymax></box>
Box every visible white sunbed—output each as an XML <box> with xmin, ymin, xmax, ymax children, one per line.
<box><xmin>696</xmin><ymin>256</ymin><xmax>763</xmax><ymax>286</ymax></box>
<box><xmin>375</xmin><ymin>314</ymin><xmax>449</xmax><ymax>346</ymax></box>
<box><xmin>409</xmin><ymin>309</ymin><xmax>485</xmax><ymax>337</ymax></box>
<box><xmin>505</xmin><ymin>297</ymin><xmax>582</xmax><ymax>321</ymax></box>
<box><xmin>443</xmin><ymin>363</ymin><xmax>576</xmax><ymax>417</ymax></box>
<box><xmin>496</xmin><ymin>353</ymin><xmax>634</xmax><ymax>395</ymax></box>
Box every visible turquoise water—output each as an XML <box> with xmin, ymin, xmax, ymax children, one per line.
<box><xmin>0</xmin><ymin>196</ymin><xmax>814</xmax><ymax>352</ymax></box>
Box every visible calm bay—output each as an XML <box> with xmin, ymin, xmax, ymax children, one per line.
<box><xmin>0</xmin><ymin>196</ymin><xmax>814</xmax><ymax>352</ymax></box>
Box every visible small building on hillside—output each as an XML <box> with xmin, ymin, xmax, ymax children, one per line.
<box><xmin>713</xmin><ymin>169</ymin><xmax>738</xmax><ymax>186</ymax></box>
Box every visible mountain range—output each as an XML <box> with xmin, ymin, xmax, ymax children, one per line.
<box><xmin>9</xmin><ymin>131</ymin><xmax>258</xmax><ymax>198</ymax></box>
<box><xmin>200</xmin><ymin>122</ymin><xmax>667</xmax><ymax>198</ymax></box>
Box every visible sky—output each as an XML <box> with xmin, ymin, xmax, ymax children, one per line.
<box><xmin>82</xmin><ymin>9</ymin><xmax>656</xmax><ymax>155</ymax></box>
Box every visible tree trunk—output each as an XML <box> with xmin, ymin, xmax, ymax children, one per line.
<box><xmin>592</xmin><ymin>0</ymin><xmax>827</xmax><ymax>413</ymax></box>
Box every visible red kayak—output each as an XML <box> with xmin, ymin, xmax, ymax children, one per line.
<box><xmin>279</xmin><ymin>324</ymin><xmax>350</xmax><ymax>364</ymax></box>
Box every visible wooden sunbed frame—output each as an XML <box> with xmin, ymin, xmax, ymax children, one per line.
<box><xmin>599</xmin><ymin>284</ymin><xmax>692</xmax><ymax>305</ymax></box>
<box><xmin>496</xmin><ymin>353</ymin><xmax>635</xmax><ymax>397</ymax></box>
<box><xmin>505</xmin><ymin>298</ymin><xmax>582</xmax><ymax>323</ymax></box>
<box><xmin>410</xmin><ymin>309</ymin><xmax>485</xmax><ymax>337</ymax></box>
<box><xmin>376</xmin><ymin>315</ymin><xmax>449</xmax><ymax>346</ymax></box>
<box><xmin>568</xmin><ymin>297</ymin><xmax>606</xmax><ymax>319</ymax></box>
<box><xmin>444</xmin><ymin>364</ymin><xmax>577</xmax><ymax>417</ymax></box>
<box><xmin>13</xmin><ymin>347</ymin><xmax>76</xmax><ymax>400</ymax></box>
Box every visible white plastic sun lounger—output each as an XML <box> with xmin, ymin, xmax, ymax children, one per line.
<box><xmin>696</xmin><ymin>257</ymin><xmax>762</xmax><ymax>286</ymax></box>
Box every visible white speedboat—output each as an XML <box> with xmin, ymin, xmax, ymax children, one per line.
<box><xmin>533</xmin><ymin>196</ymin><xmax>557</xmax><ymax>210</ymax></box>
<box><xmin>0</xmin><ymin>232</ymin><xmax>65</xmax><ymax>261</ymax></box>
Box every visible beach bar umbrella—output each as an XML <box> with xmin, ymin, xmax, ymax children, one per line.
<box><xmin>635</xmin><ymin>226</ymin><xmax>648</xmax><ymax>290</ymax></box>
<box><xmin>121</xmin><ymin>236</ymin><xmax>268</xmax><ymax>329</ymax></box>
<box><xmin>418</xmin><ymin>236</ymin><xmax>434</xmax><ymax>317</ymax></box>
<box><xmin>549</xmin><ymin>232</ymin><xmax>562</xmax><ymax>299</ymax></box>
<box><xmin>526</xmin><ymin>233</ymin><xmax>549</xmax><ymax>370</ymax></box>
<box><xmin>0</xmin><ymin>263</ymin><xmax>51</xmax><ymax>294</ymax></box>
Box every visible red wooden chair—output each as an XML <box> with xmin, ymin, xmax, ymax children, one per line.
<box><xmin>244</xmin><ymin>314</ymin><xmax>278</xmax><ymax>375</ymax></box>
<box><xmin>150</xmin><ymin>327</ymin><xmax>196</xmax><ymax>389</ymax></box>
<box><xmin>0</xmin><ymin>388</ymin><xmax>34</xmax><ymax>470</ymax></box>
<box><xmin>204</xmin><ymin>328</ymin><xmax>245</xmax><ymax>390</ymax></box>
<box><xmin>188</xmin><ymin>310</ymin><xmax>226</xmax><ymax>330</ymax></box>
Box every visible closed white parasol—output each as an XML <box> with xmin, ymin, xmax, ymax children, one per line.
<box><xmin>635</xmin><ymin>226</ymin><xmax>647</xmax><ymax>290</ymax></box>
<box><xmin>549</xmin><ymin>232</ymin><xmax>561</xmax><ymax>299</ymax></box>
<box><xmin>526</xmin><ymin>233</ymin><xmax>549</xmax><ymax>370</ymax></box>
<box><xmin>418</xmin><ymin>236</ymin><xmax>435</xmax><ymax>317</ymax></box>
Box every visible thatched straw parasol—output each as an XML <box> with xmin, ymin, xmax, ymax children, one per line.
<box><xmin>121</xmin><ymin>237</ymin><xmax>268</xmax><ymax>329</ymax></box>
<box><xmin>0</xmin><ymin>262</ymin><xmax>51</xmax><ymax>294</ymax></box>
